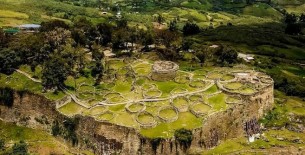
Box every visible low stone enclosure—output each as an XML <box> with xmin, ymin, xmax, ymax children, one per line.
<box><xmin>0</xmin><ymin>59</ymin><xmax>274</xmax><ymax>155</ymax></box>
<box><xmin>151</xmin><ymin>61</ymin><xmax>179</xmax><ymax>81</ymax></box>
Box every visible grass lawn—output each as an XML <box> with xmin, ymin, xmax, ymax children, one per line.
<box><xmin>224</xmin><ymin>82</ymin><xmax>243</xmax><ymax>90</ymax></box>
<box><xmin>208</xmin><ymin>93</ymin><xmax>227</xmax><ymax>111</ymax></box>
<box><xmin>58</xmin><ymin>102</ymin><xmax>85</xmax><ymax>116</ymax></box>
<box><xmin>140</xmin><ymin>112</ymin><xmax>202</xmax><ymax>138</ymax></box>
<box><xmin>202</xmin><ymin>129</ymin><xmax>305</xmax><ymax>154</ymax></box>
<box><xmin>192</xmin><ymin>103</ymin><xmax>211</xmax><ymax>113</ymax></box>
<box><xmin>111</xmin><ymin>111</ymin><xmax>139</xmax><ymax>128</ymax></box>
<box><xmin>159</xmin><ymin>108</ymin><xmax>177</xmax><ymax>119</ymax></box>
<box><xmin>82</xmin><ymin>106</ymin><xmax>107</xmax><ymax>116</ymax></box>
<box><xmin>173</xmin><ymin>97</ymin><xmax>189</xmax><ymax>109</ymax></box>
<box><xmin>128</xmin><ymin>103</ymin><xmax>145</xmax><ymax>112</ymax></box>
<box><xmin>204</xmin><ymin>85</ymin><xmax>218</xmax><ymax>94</ymax></box>
<box><xmin>113</xmin><ymin>81</ymin><xmax>132</xmax><ymax>93</ymax></box>
<box><xmin>0</xmin><ymin>121</ymin><xmax>71</xmax><ymax>154</ymax></box>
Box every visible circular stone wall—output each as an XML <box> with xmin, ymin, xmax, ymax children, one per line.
<box><xmin>151</xmin><ymin>61</ymin><xmax>179</xmax><ymax>81</ymax></box>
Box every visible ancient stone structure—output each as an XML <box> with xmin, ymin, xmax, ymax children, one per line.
<box><xmin>151</xmin><ymin>61</ymin><xmax>179</xmax><ymax>81</ymax></box>
<box><xmin>0</xmin><ymin>69</ymin><xmax>274</xmax><ymax>155</ymax></box>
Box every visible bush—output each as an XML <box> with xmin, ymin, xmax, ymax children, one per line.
<box><xmin>174</xmin><ymin>128</ymin><xmax>193</xmax><ymax>149</ymax></box>
<box><xmin>0</xmin><ymin>139</ymin><xmax>4</xmax><ymax>150</ymax></box>
<box><xmin>183</xmin><ymin>22</ymin><xmax>200</xmax><ymax>36</ymax></box>
<box><xmin>12</xmin><ymin>140</ymin><xmax>28</xmax><ymax>155</ymax></box>
<box><xmin>0</xmin><ymin>87</ymin><xmax>14</xmax><ymax>107</ymax></box>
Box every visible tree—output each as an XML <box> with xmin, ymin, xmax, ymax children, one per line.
<box><xmin>216</xmin><ymin>46</ymin><xmax>238</xmax><ymax>65</ymax></box>
<box><xmin>0</xmin><ymin>28</ymin><xmax>5</xmax><ymax>47</ymax></box>
<box><xmin>174</xmin><ymin>129</ymin><xmax>193</xmax><ymax>149</ymax></box>
<box><xmin>155</xmin><ymin>29</ymin><xmax>181</xmax><ymax>48</ymax></box>
<box><xmin>45</xmin><ymin>28</ymin><xmax>73</xmax><ymax>52</ymax></box>
<box><xmin>285</xmin><ymin>23</ymin><xmax>302</xmax><ymax>35</ymax></box>
<box><xmin>40</xmin><ymin>20</ymin><xmax>70</xmax><ymax>32</ymax></box>
<box><xmin>183</xmin><ymin>22</ymin><xmax>200</xmax><ymax>36</ymax></box>
<box><xmin>12</xmin><ymin>140</ymin><xmax>28</xmax><ymax>155</ymax></box>
<box><xmin>9</xmin><ymin>33</ymin><xmax>46</xmax><ymax>67</ymax></box>
<box><xmin>157</xmin><ymin>14</ymin><xmax>164</xmax><ymax>24</ymax></box>
<box><xmin>0</xmin><ymin>48</ymin><xmax>21</xmax><ymax>75</ymax></box>
<box><xmin>300</xmin><ymin>13</ymin><xmax>305</xmax><ymax>23</ymax></box>
<box><xmin>284</xmin><ymin>13</ymin><xmax>297</xmax><ymax>24</ymax></box>
<box><xmin>42</xmin><ymin>56</ymin><xmax>70</xmax><ymax>90</ymax></box>
<box><xmin>196</xmin><ymin>50</ymin><xmax>206</xmax><ymax>65</ymax></box>
<box><xmin>169</xmin><ymin>20</ymin><xmax>177</xmax><ymax>32</ymax></box>
<box><xmin>97</xmin><ymin>23</ymin><xmax>113</xmax><ymax>46</ymax></box>
<box><xmin>116</xmin><ymin>18</ymin><xmax>128</xmax><ymax>28</ymax></box>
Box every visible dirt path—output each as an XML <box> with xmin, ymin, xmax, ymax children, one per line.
<box><xmin>16</xmin><ymin>69</ymin><xmax>42</xmax><ymax>83</ymax></box>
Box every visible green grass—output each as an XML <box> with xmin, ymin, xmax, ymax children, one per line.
<box><xmin>192</xmin><ymin>103</ymin><xmax>211</xmax><ymax>113</ymax></box>
<box><xmin>207</xmin><ymin>72</ymin><xmax>223</xmax><ymax>79</ymax></box>
<box><xmin>140</xmin><ymin>112</ymin><xmax>202</xmax><ymax>138</ymax></box>
<box><xmin>111</xmin><ymin>111</ymin><xmax>139</xmax><ymax>128</ymax></box>
<box><xmin>138</xmin><ymin>113</ymin><xmax>155</xmax><ymax>124</ymax></box>
<box><xmin>113</xmin><ymin>81</ymin><xmax>132</xmax><ymax>93</ymax></box>
<box><xmin>224</xmin><ymin>82</ymin><xmax>243</xmax><ymax>90</ymax></box>
<box><xmin>58</xmin><ymin>102</ymin><xmax>85</xmax><ymax>116</ymax></box>
<box><xmin>202</xmin><ymin>129</ymin><xmax>305</xmax><ymax>154</ymax></box>
<box><xmin>208</xmin><ymin>93</ymin><xmax>227</xmax><ymax>111</ymax></box>
<box><xmin>204</xmin><ymin>85</ymin><xmax>218</xmax><ymax>94</ymax></box>
<box><xmin>154</xmin><ymin>81</ymin><xmax>192</xmax><ymax>97</ymax></box>
<box><xmin>243</xmin><ymin>3</ymin><xmax>282</xmax><ymax>20</ymax></box>
<box><xmin>221</xmin><ymin>74</ymin><xmax>235</xmax><ymax>81</ymax></box>
<box><xmin>97</xmin><ymin>112</ymin><xmax>114</xmax><ymax>121</ymax></box>
<box><xmin>0</xmin><ymin>121</ymin><xmax>71</xmax><ymax>154</ymax></box>
<box><xmin>159</xmin><ymin>108</ymin><xmax>177</xmax><ymax>119</ymax></box>
<box><xmin>83</xmin><ymin>106</ymin><xmax>107</xmax><ymax>116</ymax></box>
<box><xmin>128</xmin><ymin>103</ymin><xmax>145</xmax><ymax>112</ymax></box>
<box><xmin>226</xmin><ymin>96</ymin><xmax>241</xmax><ymax>103</ymax></box>
<box><xmin>189</xmin><ymin>95</ymin><xmax>202</xmax><ymax>102</ymax></box>
<box><xmin>239</xmin><ymin>87</ymin><xmax>256</xmax><ymax>94</ymax></box>
<box><xmin>173</xmin><ymin>97</ymin><xmax>189</xmax><ymax>108</ymax></box>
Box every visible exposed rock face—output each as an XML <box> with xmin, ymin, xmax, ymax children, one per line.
<box><xmin>0</xmin><ymin>86</ymin><xmax>273</xmax><ymax>155</ymax></box>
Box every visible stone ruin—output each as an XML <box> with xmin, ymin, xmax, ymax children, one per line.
<box><xmin>151</xmin><ymin>61</ymin><xmax>179</xmax><ymax>81</ymax></box>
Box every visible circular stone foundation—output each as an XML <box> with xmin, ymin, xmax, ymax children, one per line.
<box><xmin>171</xmin><ymin>96</ymin><xmax>190</xmax><ymax>112</ymax></box>
<box><xmin>126</xmin><ymin>102</ymin><xmax>146</xmax><ymax>113</ymax></box>
<box><xmin>226</xmin><ymin>95</ymin><xmax>242</xmax><ymax>104</ymax></box>
<box><xmin>83</xmin><ymin>105</ymin><xmax>108</xmax><ymax>116</ymax></box>
<box><xmin>136</xmin><ymin>112</ymin><xmax>157</xmax><ymax>128</ymax></box>
<box><xmin>174</xmin><ymin>74</ymin><xmax>190</xmax><ymax>84</ymax></box>
<box><xmin>151</xmin><ymin>61</ymin><xmax>179</xmax><ymax>81</ymax></box>
<box><xmin>190</xmin><ymin>102</ymin><xmax>212</xmax><ymax>117</ymax></box>
<box><xmin>96</xmin><ymin>111</ymin><xmax>114</xmax><ymax>122</ymax></box>
<box><xmin>143</xmin><ymin>89</ymin><xmax>162</xmax><ymax>99</ymax></box>
<box><xmin>158</xmin><ymin>106</ymin><xmax>179</xmax><ymax>123</ymax></box>
<box><xmin>189</xmin><ymin>94</ymin><xmax>203</xmax><ymax>102</ymax></box>
<box><xmin>189</xmin><ymin>80</ymin><xmax>209</xmax><ymax>88</ymax></box>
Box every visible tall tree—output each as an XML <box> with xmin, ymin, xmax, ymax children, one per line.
<box><xmin>42</xmin><ymin>55</ymin><xmax>70</xmax><ymax>90</ymax></box>
<box><xmin>183</xmin><ymin>22</ymin><xmax>200</xmax><ymax>36</ymax></box>
<box><xmin>0</xmin><ymin>48</ymin><xmax>21</xmax><ymax>75</ymax></box>
<box><xmin>40</xmin><ymin>20</ymin><xmax>70</xmax><ymax>32</ymax></box>
<box><xmin>284</xmin><ymin>13</ymin><xmax>297</xmax><ymax>24</ymax></box>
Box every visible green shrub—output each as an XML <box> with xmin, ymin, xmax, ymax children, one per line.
<box><xmin>12</xmin><ymin>140</ymin><xmax>28</xmax><ymax>155</ymax></box>
<box><xmin>0</xmin><ymin>87</ymin><xmax>14</xmax><ymax>107</ymax></box>
<box><xmin>0</xmin><ymin>139</ymin><xmax>4</xmax><ymax>150</ymax></box>
<box><xmin>174</xmin><ymin>128</ymin><xmax>193</xmax><ymax>149</ymax></box>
